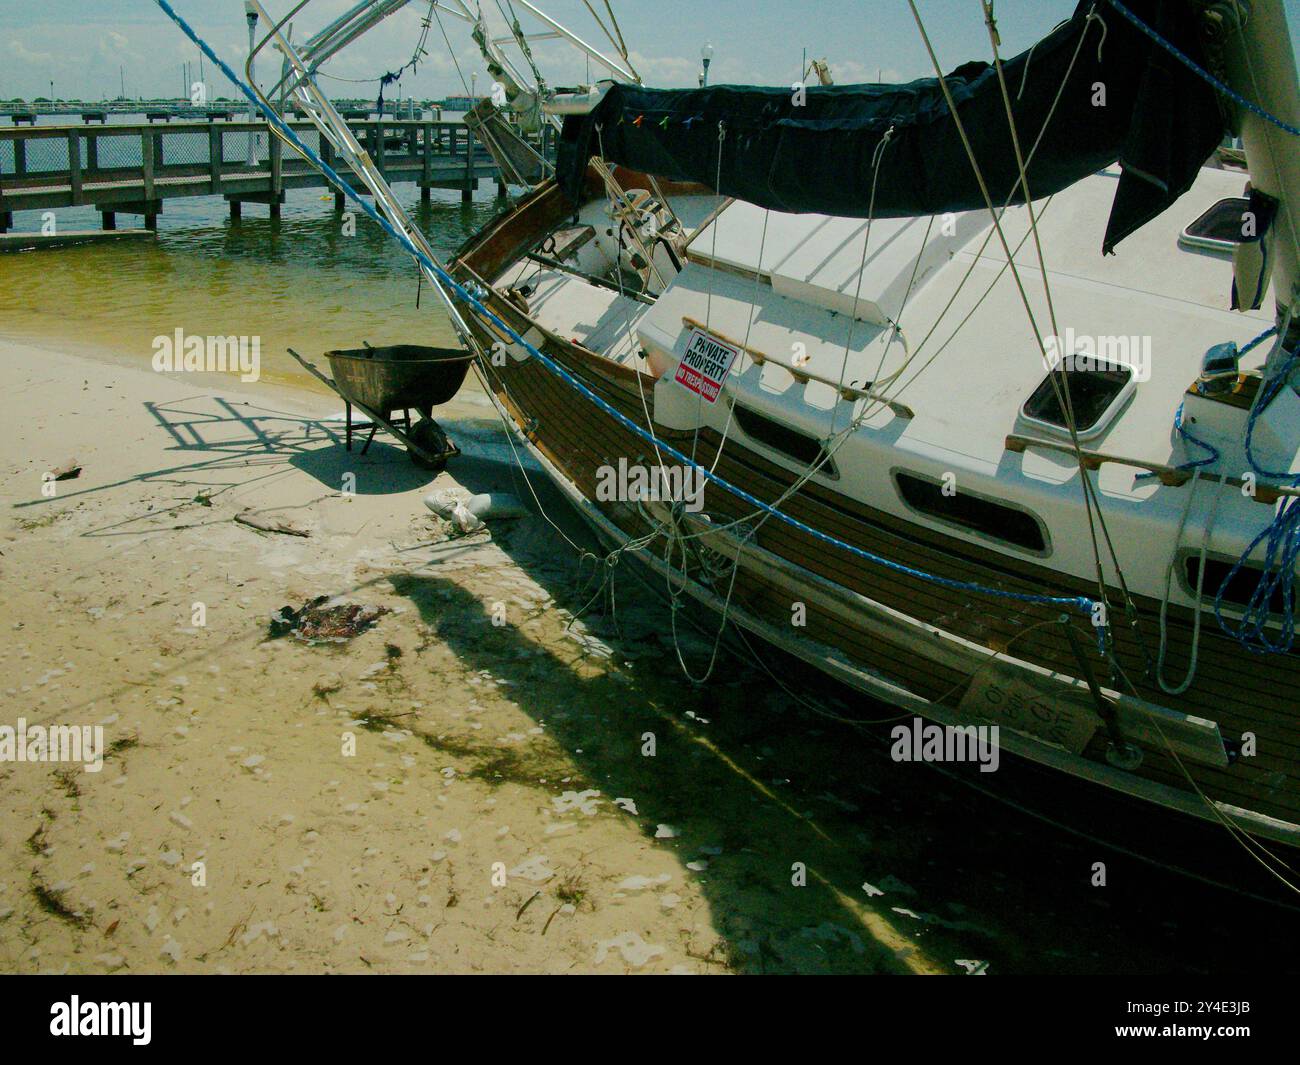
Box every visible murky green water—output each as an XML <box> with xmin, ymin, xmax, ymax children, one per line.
<box><xmin>0</xmin><ymin>182</ymin><xmax>489</xmax><ymax>389</ymax></box>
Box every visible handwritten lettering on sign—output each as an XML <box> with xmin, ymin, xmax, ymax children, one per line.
<box><xmin>957</xmin><ymin>666</ymin><xmax>1098</xmax><ymax>755</ymax></box>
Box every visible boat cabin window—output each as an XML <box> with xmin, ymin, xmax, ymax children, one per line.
<box><xmin>1183</xmin><ymin>554</ymin><xmax>1285</xmax><ymax>615</ymax></box>
<box><xmin>732</xmin><ymin>405</ymin><xmax>837</xmax><ymax>477</ymax></box>
<box><xmin>1180</xmin><ymin>197</ymin><xmax>1252</xmax><ymax>253</ymax></box>
<box><xmin>894</xmin><ymin>471</ymin><xmax>1048</xmax><ymax>554</ymax></box>
<box><xmin>1021</xmin><ymin>366</ymin><xmax>1134</xmax><ymax>436</ymax></box>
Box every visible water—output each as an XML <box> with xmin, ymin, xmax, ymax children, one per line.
<box><xmin>0</xmin><ymin>178</ymin><xmax>494</xmax><ymax>390</ymax></box>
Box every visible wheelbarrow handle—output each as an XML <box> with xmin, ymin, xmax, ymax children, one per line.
<box><xmin>286</xmin><ymin>347</ymin><xmax>339</xmax><ymax>393</ymax></box>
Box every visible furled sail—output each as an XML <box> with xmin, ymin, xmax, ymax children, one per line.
<box><xmin>556</xmin><ymin>0</ymin><xmax>1225</xmax><ymax>253</ymax></box>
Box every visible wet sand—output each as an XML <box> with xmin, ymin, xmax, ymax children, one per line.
<box><xmin>3</xmin><ymin>339</ymin><xmax>1298</xmax><ymax>975</ymax></box>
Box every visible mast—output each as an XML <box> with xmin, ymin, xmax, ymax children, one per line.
<box><xmin>1219</xmin><ymin>0</ymin><xmax>1300</xmax><ymax>349</ymax></box>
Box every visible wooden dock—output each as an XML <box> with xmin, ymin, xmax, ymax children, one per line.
<box><xmin>0</xmin><ymin>119</ymin><xmax>552</xmax><ymax>232</ymax></box>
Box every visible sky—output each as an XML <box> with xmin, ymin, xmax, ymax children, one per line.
<box><xmin>1</xmin><ymin>0</ymin><xmax>1298</xmax><ymax>102</ymax></box>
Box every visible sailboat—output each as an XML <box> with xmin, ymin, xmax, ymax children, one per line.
<box><xmin>159</xmin><ymin>1</ymin><xmax>1300</xmax><ymax>875</ymax></box>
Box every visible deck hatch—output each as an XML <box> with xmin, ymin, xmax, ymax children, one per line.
<box><xmin>1179</xmin><ymin>196</ymin><xmax>1252</xmax><ymax>253</ymax></box>
<box><xmin>894</xmin><ymin>471</ymin><xmax>1048</xmax><ymax>554</ymax></box>
<box><xmin>1021</xmin><ymin>367</ymin><xmax>1134</xmax><ymax>438</ymax></box>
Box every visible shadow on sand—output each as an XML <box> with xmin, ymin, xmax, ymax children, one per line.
<box><xmin>381</xmin><ymin>425</ymin><xmax>1300</xmax><ymax>975</ymax></box>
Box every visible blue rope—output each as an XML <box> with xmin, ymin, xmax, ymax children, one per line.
<box><xmin>1213</xmin><ymin>339</ymin><xmax>1300</xmax><ymax>653</ymax></box>
<box><xmin>1173</xmin><ymin>400</ymin><xmax>1221</xmax><ymax>469</ymax></box>
<box><xmin>152</xmin><ymin>0</ymin><xmax>1108</xmax><ymax>645</ymax></box>
<box><xmin>1105</xmin><ymin>0</ymin><xmax>1300</xmax><ymax>139</ymax></box>
<box><xmin>1169</xmin><ymin>325</ymin><xmax>1277</xmax><ymax>471</ymax></box>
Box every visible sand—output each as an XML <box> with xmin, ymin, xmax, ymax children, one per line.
<box><xmin>0</xmin><ymin>338</ymin><xmax>957</xmax><ymax>975</ymax></box>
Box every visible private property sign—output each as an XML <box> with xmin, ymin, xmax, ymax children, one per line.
<box><xmin>675</xmin><ymin>328</ymin><xmax>738</xmax><ymax>403</ymax></box>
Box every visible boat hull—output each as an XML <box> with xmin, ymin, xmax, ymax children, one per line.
<box><xmin>448</xmin><ymin>177</ymin><xmax>1300</xmax><ymax>857</ymax></box>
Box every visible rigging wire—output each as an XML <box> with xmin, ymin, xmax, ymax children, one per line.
<box><xmin>980</xmin><ymin>1</ymin><xmax>1154</xmax><ymax>677</ymax></box>
<box><xmin>909</xmin><ymin>1</ymin><xmax>1132</xmax><ymax>668</ymax></box>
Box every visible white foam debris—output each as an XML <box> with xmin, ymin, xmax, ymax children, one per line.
<box><xmin>660</xmin><ymin>893</ymin><xmax>682</xmax><ymax>911</ymax></box>
<box><xmin>443</xmin><ymin>829</ymin><xmax>461</xmax><ymax>844</ymax></box>
<box><xmin>332</xmin><ymin>924</ymin><xmax>349</xmax><ymax>943</ymax></box>
<box><xmin>613</xmin><ymin>797</ymin><xmax>638</xmax><ymax>815</ymax></box>
<box><xmin>654</xmin><ymin>824</ymin><xmax>679</xmax><ymax>839</ymax></box>
<box><xmin>159</xmin><ymin>849</ymin><xmax>182</xmax><ymax>867</ymax></box>
<box><xmin>509</xmin><ymin>855</ymin><xmax>555</xmax><ymax>882</ymax></box>
<box><xmin>240</xmin><ymin>922</ymin><xmax>279</xmax><ymax>946</ymax></box>
<box><xmin>383</xmin><ymin>929</ymin><xmax>409</xmax><ymax>945</ymax></box>
<box><xmin>685</xmin><ymin>860</ymin><xmax>708</xmax><ymax>872</ymax></box>
<box><xmin>956</xmin><ymin>959</ymin><xmax>990</xmax><ymax>975</ymax></box>
<box><xmin>144</xmin><ymin>905</ymin><xmax>160</xmax><ymax>932</ymax></box>
<box><xmin>241</xmin><ymin>754</ymin><xmax>264</xmax><ymax>769</ymax></box>
<box><xmin>159</xmin><ymin>937</ymin><xmax>182</xmax><ymax>963</ymax></box>
<box><xmin>616</xmin><ymin>873</ymin><xmax>671</xmax><ymax>893</ymax></box>
<box><xmin>168</xmin><ymin>810</ymin><xmax>192</xmax><ymax>830</ymax></box>
<box><xmin>552</xmin><ymin>789</ymin><xmax>602</xmax><ymax>816</ymax></box>
<box><xmin>594</xmin><ymin>931</ymin><xmax>665</xmax><ymax>969</ymax></box>
<box><xmin>861</xmin><ymin>882</ymin><xmax>885</xmax><ymax>897</ymax></box>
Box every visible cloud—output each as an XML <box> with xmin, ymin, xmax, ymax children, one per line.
<box><xmin>7</xmin><ymin>39</ymin><xmax>54</xmax><ymax>65</ymax></box>
<box><xmin>625</xmin><ymin>50</ymin><xmax>699</xmax><ymax>87</ymax></box>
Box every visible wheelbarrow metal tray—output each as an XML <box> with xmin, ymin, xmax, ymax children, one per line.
<box><xmin>324</xmin><ymin>345</ymin><xmax>473</xmax><ymax>415</ymax></box>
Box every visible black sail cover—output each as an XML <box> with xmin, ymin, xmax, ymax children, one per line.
<box><xmin>556</xmin><ymin>0</ymin><xmax>1225</xmax><ymax>253</ymax></box>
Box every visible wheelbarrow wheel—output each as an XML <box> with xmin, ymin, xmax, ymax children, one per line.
<box><xmin>407</xmin><ymin>417</ymin><xmax>450</xmax><ymax>472</ymax></box>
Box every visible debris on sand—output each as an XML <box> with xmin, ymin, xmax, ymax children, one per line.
<box><xmin>269</xmin><ymin>597</ymin><xmax>389</xmax><ymax>643</ymax></box>
<box><xmin>235</xmin><ymin>510</ymin><xmax>310</xmax><ymax>537</ymax></box>
<box><xmin>50</xmin><ymin>460</ymin><xmax>82</xmax><ymax>482</ymax></box>
<box><xmin>423</xmin><ymin>491</ymin><xmax>528</xmax><ymax>534</ymax></box>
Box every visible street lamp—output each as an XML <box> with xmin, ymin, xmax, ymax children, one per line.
<box><xmin>244</xmin><ymin>1</ymin><xmax>259</xmax><ymax>166</ymax></box>
<box><xmin>699</xmin><ymin>43</ymin><xmax>714</xmax><ymax>88</ymax></box>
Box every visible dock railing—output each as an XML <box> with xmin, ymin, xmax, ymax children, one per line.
<box><xmin>0</xmin><ymin>119</ymin><xmax>554</xmax><ymax>230</ymax></box>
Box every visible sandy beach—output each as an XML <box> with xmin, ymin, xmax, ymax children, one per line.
<box><xmin>0</xmin><ymin>338</ymin><xmax>965</xmax><ymax>975</ymax></box>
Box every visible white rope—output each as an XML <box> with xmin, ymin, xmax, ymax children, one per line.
<box><xmin>1156</xmin><ymin>471</ymin><xmax>1224</xmax><ymax>695</ymax></box>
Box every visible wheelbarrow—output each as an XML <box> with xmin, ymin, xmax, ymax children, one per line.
<box><xmin>287</xmin><ymin>344</ymin><xmax>474</xmax><ymax>471</ymax></box>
